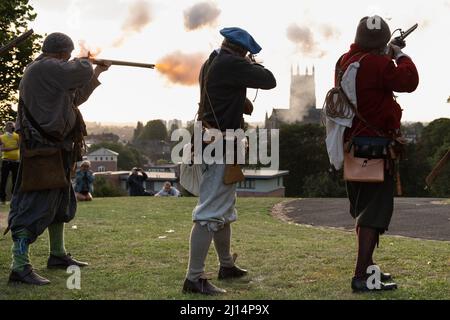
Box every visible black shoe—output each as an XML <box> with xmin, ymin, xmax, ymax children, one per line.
<box><xmin>371</xmin><ymin>264</ymin><xmax>393</xmax><ymax>281</ymax></box>
<box><xmin>8</xmin><ymin>265</ymin><xmax>50</xmax><ymax>286</ymax></box>
<box><xmin>351</xmin><ymin>277</ymin><xmax>397</xmax><ymax>292</ymax></box>
<box><xmin>182</xmin><ymin>278</ymin><xmax>226</xmax><ymax>295</ymax></box>
<box><xmin>380</xmin><ymin>272</ymin><xmax>392</xmax><ymax>281</ymax></box>
<box><xmin>47</xmin><ymin>253</ymin><xmax>89</xmax><ymax>269</ymax></box>
<box><xmin>218</xmin><ymin>265</ymin><xmax>248</xmax><ymax>280</ymax></box>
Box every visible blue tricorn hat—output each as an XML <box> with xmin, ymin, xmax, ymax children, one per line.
<box><xmin>220</xmin><ymin>27</ymin><xmax>262</xmax><ymax>54</ymax></box>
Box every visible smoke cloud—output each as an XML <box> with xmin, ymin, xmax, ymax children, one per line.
<box><xmin>113</xmin><ymin>0</ymin><xmax>153</xmax><ymax>47</ymax></box>
<box><xmin>319</xmin><ymin>24</ymin><xmax>340</xmax><ymax>39</ymax></box>
<box><xmin>77</xmin><ymin>40</ymin><xmax>101</xmax><ymax>58</ymax></box>
<box><xmin>156</xmin><ymin>51</ymin><xmax>206</xmax><ymax>86</ymax></box>
<box><xmin>286</xmin><ymin>23</ymin><xmax>326</xmax><ymax>58</ymax></box>
<box><xmin>183</xmin><ymin>2</ymin><xmax>221</xmax><ymax>31</ymax></box>
<box><xmin>269</xmin><ymin>65</ymin><xmax>317</xmax><ymax>124</ymax></box>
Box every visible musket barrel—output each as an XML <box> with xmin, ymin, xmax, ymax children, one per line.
<box><xmin>91</xmin><ymin>58</ymin><xmax>155</xmax><ymax>69</ymax></box>
<box><xmin>0</xmin><ymin>29</ymin><xmax>34</xmax><ymax>56</ymax></box>
<box><xmin>401</xmin><ymin>23</ymin><xmax>418</xmax><ymax>39</ymax></box>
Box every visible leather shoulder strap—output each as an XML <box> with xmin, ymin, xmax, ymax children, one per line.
<box><xmin>19</xmin><ymin>98</ymin><xmax>63</xmax><ymax>143</ymax></box>
<box><xmin>198</xmin><ymin>57</ymin><xmax>221</xmax><ymax>131</ymax></box>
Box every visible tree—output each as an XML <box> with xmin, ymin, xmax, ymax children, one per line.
<box><xmin>418</xmin><ymin>118</ymin><xmax>450</xmax><ymax>197</ymax></box>
<box><xmin>137</xmin><ymin>120</ymin><xmax>168</xmax><ymax>141</ymax></box>
<box><xmin>0</xmin><ymin>0</ymin><xmax>42</xmax><ymax>127</ymax></box>
<box><xmin>132</xmin><ymin>121</ymin><xmax>144</xmax><ymax>142</ymax></box>
<box><xmin>279</xmin><ymin>123</ymin><xmax>332</xmax><ymax>197</ymax></box>
<box><xmin>302</xmin><ymin>171</ymin><xmax>346</xmax><ymax>197</ymax></box>
<box><xmin>168</xmin><ymin>122</ymin><xmax>180</xmax><ymax>139</ymax></box>
<box><xmin>87</xmin><ymin>132</ymin><xmax>120</xmax><ymax>143</ymax></box>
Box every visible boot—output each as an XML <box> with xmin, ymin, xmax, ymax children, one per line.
<box><xmin>218</xmin><ymin>265</ymin><xmax>248</xmax><ymax>280</ymax></box>
<box><xmin>47</xmin><ymin>253</ymin><xmax>89</xmax><ymax>269</ymax></box>
<box><xmin>182</xmin><ymin>278</ymin><xmax>226</xmax><ymax>295</ymax></box>
<box><xmin>8</xmin><ymin>264</ymin><xmax>50</xmax><ymax>286</ymax></box>
<box><xmin>351</xmin><ymin>277</ymin><xmax>397</xmax><ymax>292</ymax></box>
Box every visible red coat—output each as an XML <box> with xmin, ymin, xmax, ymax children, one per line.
<box><xmin>339</xmin><ymin>44</ymin><xmax>419</xmax><ymax>140</ymax></box>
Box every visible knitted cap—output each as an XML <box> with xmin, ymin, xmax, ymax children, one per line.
<box><xmin>42</xmin><ymin>32</ymin><xmax>75</xmax><ymax>54</ymax></box>
<box><xmin>355</xmin><ymin>16</ymin><xmax>391</xmax><ymax>51</ymax></box>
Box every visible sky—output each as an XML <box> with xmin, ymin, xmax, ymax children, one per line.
<box><xmin>27</xmin><ymin>0</ymin><xmax>450</xmax><ymax>125</ymax></box>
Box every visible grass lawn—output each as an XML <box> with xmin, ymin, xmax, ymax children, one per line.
<box><xmin>0</xmin><ymin>197</ymin><xmax>449</xmax><ymax>300</ymax></box>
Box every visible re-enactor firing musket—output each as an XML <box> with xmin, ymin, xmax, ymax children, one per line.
<box><xmin>0</xmin><ymin>29</ymin><xmax>34</xmax><ymax>56</ymax></box>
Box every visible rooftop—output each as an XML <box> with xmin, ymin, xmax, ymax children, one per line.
<box><xmin>243</xmin><ymin>169</ymin><xmax>289</xmax><ymax>179</ymax></box>
<box><xmin>87</xmin><ymin>147</ymin><xmax>119</xmax><ymax>157</ymax></box>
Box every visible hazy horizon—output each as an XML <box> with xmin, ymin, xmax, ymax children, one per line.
<box><xmin>28</xmin><ymin>0</ymin><xmax>450</xmax><ymax>124</ymax></box>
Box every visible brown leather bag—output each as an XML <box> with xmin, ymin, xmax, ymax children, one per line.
<box><xmin>223</xmin><ymin>164</ymin><xmax>245</xmax><ymax>185</ymax></box>
<box><xmin>20</xmin><ymin>147</ymin><xmax>70</xmax><ymax>192</ymax></box>
<box><xmin>343</xmin><ymin>146</ymin><xmax>385</xmax><ymax>183</ymax></box>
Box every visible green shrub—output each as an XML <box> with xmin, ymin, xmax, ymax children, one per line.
<box><xmin>93</xmin><ymin>176</ymin><xmax>127</xmax><ymax>198</ymax></box>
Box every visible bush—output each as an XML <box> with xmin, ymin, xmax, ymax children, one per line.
<box><xmin>302</xmin><ymin>171</ymin><xmax>347</xmax><ymax>197</ymax></box>
<box><xmin>92</xmin><ymin>176</ymin><xmax>127</xmax><ymax>198</ymax></box>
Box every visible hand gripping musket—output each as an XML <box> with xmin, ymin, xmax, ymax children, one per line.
<box><xmin>90</xmin><ymin>58</ymin><xmax>155</xmax><ymax>69</ymax></box>
<box><xmin>389</xmin><ymin>23</ymin><xmax>418</xmax><ymax>48</ymax></box>
<box><xmin>425</xmin><ymin>149</ymin><xmax>450</xmax><ymax>187</ymax></box>
<box><xmin>0</xmin><ymin>29</ymin><xmax>34</xmax><ymax>56</ymax></box>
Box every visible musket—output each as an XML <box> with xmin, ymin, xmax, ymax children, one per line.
<box><xmin>91</xmin><ymin>58</ymin><xmax>155</xmax><ymax>69</ymax></box>
<box><xmin>390</xmin><ymin>23</ymin><xmax>418</xmax><ymax>48</ymax></box>
<box><xmin>0</xmin><ymin>29</ymin><xmax>34</xmax><ymax>56</ymax></box>
<box><xmin>425</xmin><ymin>149</ymin><xmax>450</xmax><ymax>187</ymax></box>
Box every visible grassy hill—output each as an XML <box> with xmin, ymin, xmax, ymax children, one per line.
<box><xmin>0</xmin><ymin>197</ymin><xmax>449</xmax><ymax>300</ymax></box>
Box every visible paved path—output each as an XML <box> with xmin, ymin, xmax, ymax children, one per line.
<box><xmin>272</xmin><ymin>198</ymin><xmax>450</xmax><ymax>241</ymax></box>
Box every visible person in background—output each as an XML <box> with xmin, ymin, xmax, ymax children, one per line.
<box><xmin>126</xmin><ymin>167</ymin><xmax>152</xmax><ymax>196</ymax></box>
<box><xmin>0</xmin><ymin>121</ymin><xmax>20</xmax><ymax>205</ymax></box>
<box><xmin>155</xmin><ymin>181</ymin><xmax>180</xmax><ymax>197</ymax></box>
<box><xmin>74</xmin><ymin>160</ymin><xmax>95</xmax><ymax>201</ymax></box>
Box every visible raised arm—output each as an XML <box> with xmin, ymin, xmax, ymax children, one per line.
<box><xmin>382</xmin><ymin>55</ymin><xmax>419</xmax><ymax>93</ymax></box>
<box><xmin>230</xmin><ymin>57</ymin><xmax>277</xmax><ymax>89</ymax></box>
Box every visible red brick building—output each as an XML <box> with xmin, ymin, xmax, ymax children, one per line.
<box><xmin>86</xmin><ymin>148</ymin><xmax>118</xmax><ymax>172</ymax></box>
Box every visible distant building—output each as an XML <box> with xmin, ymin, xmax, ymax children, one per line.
<box><xmin>237</xmin><ymin>169</ymin><xmax>289</xmax><ymax>197</ymax></box>
<box><xmin>265</xmin><ymin>65</ymin><xmax>321</xmax><ymax>129</ymax></box>
<box><xmin>86</xmin><ymin>148</ymin><xmax>118</xmax><ymax>172</ymax></box>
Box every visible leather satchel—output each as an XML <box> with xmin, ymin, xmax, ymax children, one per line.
<box><xmin>343</xmin><ymin>146</ymin><xmax>385</xmax><ymax>183</ymax></box>
<box><xmin>223</xmin><ymin>164</ymin><xmax>245</xmax><ymax>185</ymax></box>
<box><xmin>20</xmin><ymin>147</ymin><xmax>70</xmax><ymax>192</ymax></box>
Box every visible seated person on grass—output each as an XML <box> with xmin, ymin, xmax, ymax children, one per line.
<box><xmin>74</xmin><ymin>161</ymin><xmax>95</xmax><ymax>201</ymax></box>
<box><xmin>155</xmin><ymin>181</ymin><xmax>180</xmax><ymax>197</ymax></box>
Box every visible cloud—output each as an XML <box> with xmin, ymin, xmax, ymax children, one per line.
<box><xmin>183</xmin><ymin>2</ymin><xmax>221</xmax><ymax>31</ymax></box>
<box><xmin>113</xmin><ymin>0</ymin><xmax>153</xmax><ymax>47</ymax></box>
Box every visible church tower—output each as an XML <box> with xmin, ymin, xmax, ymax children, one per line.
<box><xmin>289</xmin><ymin>64</ymin><xmax>316</xmax><ymax>115</ymax></box>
